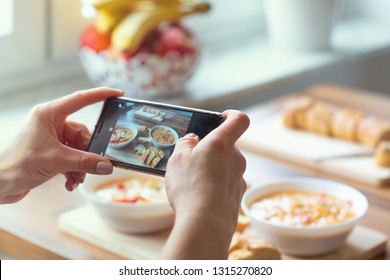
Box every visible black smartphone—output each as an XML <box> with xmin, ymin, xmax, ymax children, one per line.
<box><xmin>88</xmin><ymin>97</ymin><xmax>224</xmax><ymax>175</ymax></box>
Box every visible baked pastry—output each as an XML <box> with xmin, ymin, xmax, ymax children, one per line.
<box><xmin>331</xmin><ymin>108</ymin><xmax>364</xmax><ymax>141</ymax></box>
<box><xmin>304</xmin><ymin>102</ymin><xmax>335</xmax><ymax>136</ymax></box>
<box><xmin>236</xmin><ymin>214</ymin><xmax>250</xmax><ymax>233</ymax></box>
<box><xmin>282</xmin><ymin>96</ymin><xmax>390</xmax><ymax>167</ymax></box>
<box><xmin>283</xmin><ymin>96</ymin><xmax>315</xmax><ymax>129</ymax></box>
<box><xmin>375</xmin><ymin>141</ymin><xmax>390</xmax><ymax>167</ymax></box>
<box><xmin>229</xmin><ymin>232</ymin><xmax>246</xmax><ymax>252</ymax></box>
<box><xmin>134</xmin><ymin>144</ymin><xmax>146</xmax><ymax>156</ymax></box>
<box><xmin>358</xmin><ymin>117</ymin><xmax>390</xmax><ymax>147</ymax></box>
<box><xmin>137</xmin><ymin>126</ymin><xmax>150</xmax><ymax>137</ymax></box>
<box><xmin>138</xmin><ymin>137</ymin><xmax>151</xmax><ymax>145</ymax></box>
<box><xmin>228</xmin><ymin>232</ymin><xmax>281</xmax><ymax>260</ymax></box>
<box><xmin>139</xmin><ymin>147</ymin><xmax>165</xmax><ymax>168</ymax></box>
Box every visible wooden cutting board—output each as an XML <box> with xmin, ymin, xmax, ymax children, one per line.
<box><xmin>58</xmin><ymin>205</ymin><xmax>387</xmax><ymax>260</ymax></box>
<box><xmin>238</xmin><ymin>84</ymin><xmax>390</xmax><ymax>187</ymax></box>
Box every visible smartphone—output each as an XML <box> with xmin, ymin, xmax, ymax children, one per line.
<box><xmin>88</xmin><ymin>97</ymin><xmax>224</xmax><ymax>175</ymax></box>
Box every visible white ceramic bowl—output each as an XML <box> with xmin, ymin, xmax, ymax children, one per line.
<box><xmin>79</xmin><ymin>47</ymin><xmax>199</xmax><ymax>99</ymax></box>
<box><xmin>108</xmin><ymin>124</ymin><xmax>138</xmax><ymax>149</ymax></box>
<box><xmin>241</xmin><ymin>177</ymin><xmax>368</xmax><ymax>256</ymax></box>
<box><xmin>79</xmin><ymin>168</ymin><xmax>175</xmax><ymax>234</ymax></box>
<box><xmin>150</xmin><ymin>125</ymin><xmax>179</xmax><ymax>149</ymax></box>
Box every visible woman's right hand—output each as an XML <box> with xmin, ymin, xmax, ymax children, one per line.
<box><xmin>162</xmin><ymin>110</ymin><xmax>250</xmax><ymax>259</ymax></box>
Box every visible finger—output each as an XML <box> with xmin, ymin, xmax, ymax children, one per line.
<box><xmin>239</xmin><ymin>178</ymin><xmax>248</xmax><ymax>199</ymax></box>
<box><xmin>205</xmin><ymin>110</ymin><xmax>250</xmax><ymax>146</ymax></box>
<box><xmin>64</xmin><ymin>172</ymin><xmax>86</xmax><ymax>191</ymax></box>
<box><xmin>64</xmin><ymin>173</ymin><xmax>78</xmax><ymax>192</ymax></box>
<box><xmin>235</xmin><ymin>145</ymin><xmax>247</xmax><ymax>175</ymax></box>
<box><xmin>63</xmin><ymin>121</ymin><xmax>91</xmax><ymax>150</ymax></box>
<box><xmin>60</xmin><ymin>147</ymin><xmax>114</xmax><ymax>175</ymax></box>
<box><xmin>51</xmin><ymin>87</ymin><xmax>123</xmax><ymax>117</ymax></box>
<box><xmin>66</xmin><ymin>171</ymin><xmax>86</xmax><ymax>184</ymax></box>
<box><xmin>172</xmin><ymin>133</ymin><xmax>200</xmax><ymax>155</ymax></box>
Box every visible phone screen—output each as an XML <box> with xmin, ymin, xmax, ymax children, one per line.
<box><xmin>88</xmin><ymin>98</ymin><xmax>223</xmax><ymax>175</ymax></box>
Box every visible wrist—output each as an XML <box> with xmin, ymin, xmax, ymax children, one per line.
<box><xmin>178</xmin><ymin>208</ymin><xmax>237</xmax><ymax>234</ymax></box>
<box><xmin>0</xmin><ymin>148</ymin><xmax>29</xmax><ymax>203</ymax></box>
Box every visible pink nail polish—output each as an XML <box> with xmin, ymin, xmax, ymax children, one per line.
<box><xmin>185</xmin><ymin>133</ymin><xmax>197</xmax><ymax>138</ymax></box>
<box><xmin>96</xmin><ymin>162</ymin><xmax>112</xmax><ymax>174</ymax></box>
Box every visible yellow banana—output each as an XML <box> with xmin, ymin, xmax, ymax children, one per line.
<box><xmin>93</xmin><ymin>0</ymin><xmax>136</xmax><ymax>13</ymax></box>
<box><xmin>112</xmin><ymin>3</ymin><xmax>209</xmax><ymax>52</ymax></box>
<box><xmin>95</xmin><ymin>10</ymin><xmax>128</xmax><ymax>33</ymax></box>
<box><xmin>112</xmin><ymin>7</ymin><xmax>182</xmax><ymax>52</ymax></box>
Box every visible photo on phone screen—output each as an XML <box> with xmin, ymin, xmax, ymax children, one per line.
<box><xmin>88</xmin><ymin>98</ymin><xmax>223</xmax><ymax>175</ymax></box>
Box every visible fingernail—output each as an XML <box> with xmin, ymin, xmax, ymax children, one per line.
<box><xmin>184</xmin><ymin>133</ymin><xmax>197</xmax><ymax>138</ymax></box>
<box><xmin>114</xmin><ymin>88</ymin><xmax>125</xmax><ymax>95</ymax></box>
<box><xmin>65</xmin><ymin>184</ymin><xmax>72</xmax><ymax>192</ymax></box>
<box><xmin>81</xmin><ymin>174</ymin><xmax>86</xmax><ymax>183</ymax></box>
<box><xmin>96</xmin><ymin>162</ymin><xmax>113</xmax><ymax>174</ymax></box>
<box><xmin>71</xmin><ymin>183</ymin><xmax>79</xmax><ymax>191</ymax></box>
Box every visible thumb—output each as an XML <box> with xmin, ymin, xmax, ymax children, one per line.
<box><xmin>172</xmin><ymin>133</ymin><xmax>200</xmax><ymax>155</ymax></box>
<box><xmin>60</xmin><ymin>147</ymin><xmax>113</xmax><ymax>175</ymax></box>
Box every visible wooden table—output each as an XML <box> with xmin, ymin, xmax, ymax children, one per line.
<box><xmin>1</xmin><ymin>85</ymin><xmax>390</xmax><ymax>260</ymax></box>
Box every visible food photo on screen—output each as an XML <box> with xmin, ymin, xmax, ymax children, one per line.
<box><xmin>105</xmin><ymin>103</ymin><xmax>192</xmax><ymax>171</ymax></box>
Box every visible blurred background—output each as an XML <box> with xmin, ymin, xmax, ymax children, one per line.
<box><xmin>0</xmin><ymin>0</ymin><xmax>390</xmax><ymax>107</ymax></box>
<box><xmin>1</xmin><ymin>0</ymin><xmax>390</xmax><ymax>261</ymax></box>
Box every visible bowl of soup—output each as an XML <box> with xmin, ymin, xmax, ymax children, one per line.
<box><xmin>108</xmin><ymin>124</ymin><xmax>138</xmax><ymax>149</ymax></box>
<box><xmin>79</xmin><ymin>168</ymin><xmax>175</xmax><ymax>234</ymax></box>
<box><xmin>241</xmin><ymin>177</ymin><xmax>368</xmax><ymax>256</ymax></box>
<box><xmin>150</xmin><ymin>125</ymin><xmax>179</xmax><ymax>149</ymax></box>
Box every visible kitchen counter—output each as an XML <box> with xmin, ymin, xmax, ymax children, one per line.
<box><xmin>1</xmin><ymin>90</ymin><xmax>390</xmax><ymax>259</ymax></box>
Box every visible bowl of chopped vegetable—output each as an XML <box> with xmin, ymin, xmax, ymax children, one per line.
<box><xmin>79</xmin><ymin>168</ymin><xmax>174</xmax><ymax>234</ymax></box>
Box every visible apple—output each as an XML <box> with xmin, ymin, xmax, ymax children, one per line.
<box><xmin>107</xmin><ymin>46</ymin><xmax>136</xmax><ymax>60</ymax></box>
<box><xmin>141</xmin><ymin>29</ymin><xmax>161</xmax><ymax>54</ymax></box>
<box><xmin>80</xmin><ymin>25</ymin><xmax>111</xmax><ymax>53</ymax></box>
<box><xmin>81</xmin><ymin>22</ymin><xmax>198</xmax><ymax>61</ymax></box>
<box><xmin>158</xmin><ymin>24</ymin><xmax>197</xmax><ymax>56</ymax></box>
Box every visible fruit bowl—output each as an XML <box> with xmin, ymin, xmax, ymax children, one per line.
<box><xmin>79</xmin><ymin>43</ymin><xmax>199</xmax><ymax>98</ymax></box>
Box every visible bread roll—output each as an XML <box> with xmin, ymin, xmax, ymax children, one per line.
<box><xmin>375</xmin><ymin>141</ymin><xmax>390</xmax><ymax>167</ymax></box>
<box><xmin>228</xmin><ymin>233</ymin><xmax>281</xmax><ymax>260</ymax></box>
<box><xmin>139</xmin><ymin>149</ymin><xmax>151</xmax><ymax>163</ymax></box>
<box><xmin>283</xmin><ymin>96</ymin><xmax>315</xmax><ymax>129</ymax></box>
<box><xmin>331</xmin><ymin>108</ymin><xmax>364</xmax><ymax>141</ymax></box>
<box><xmin>137</xmin><ymin>126</ymin><xmax>149</xmax><ymax>137</ymax></box>
<box><xmin>358</xmin><ymin>117</ymin><xmax>390</xmax><ymax>147</ymax></box>
<box><xmin>304</xmin><ymin>103</ymin><xmax>335</xmax><ymax>136</ymax></box>
<box><xmin>229</xmin><ymin>232</ymin><xmax>246</xmax><ymax>253</ymax></box>
<box><xmin>236</xmin><ymin>214</ymin><xmax>250</xmax><ymax>233</ymax></box>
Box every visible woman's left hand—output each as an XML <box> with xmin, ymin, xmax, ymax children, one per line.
<box><xmin>0</xmin><ymin>87</ymin><xmax>123</xmax><ymax>203</ymax></box>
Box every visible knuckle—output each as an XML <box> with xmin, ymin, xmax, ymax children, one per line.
<box><xmin>236</xmin><ymin>111</ymin><xmax>250</xmax><ymax>123</ymax></box>
<box><xmin>30</xmin><ymin>104</ymin><xmax>46</xmax><ymax>116</ymax></box>
<box><xmin>238</xmin><ymin>153</ymin><xmax>247</xmax><ymax>173</ymax></box>
<box><xmin>73</xmin><ymin>90</ymin><xmax>86</xmax><ymax>99</ymax></box>
<box><xmin>78</xmin><ymin>154</ymin><xmax>92</xmax><ymax>173</ymax></box>
<box><xmin>207</xmin><ymin>136</ymin><xmax>229</xmax><ymax>153</ymax></box>
<box><xmin>30</xmin><ymin>103</ymin><xmax>55</xmax><ymax>123</ymax></box>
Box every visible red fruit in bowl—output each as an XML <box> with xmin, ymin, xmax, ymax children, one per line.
<box><xmin>80</xmin><ymin>25</ymin><xmax>111</xmax><ymax>53</ymax></box>
<box><xmin>159</xmin><ymin>25</ymin><xmax>197</xmax><ymax>56</ymax></box>
<box><xmin>107</xmin><ymin>46</ymin><xmax>137</xmax><ymax>60</ymax></box>
<box><xmin>142</xmin><ymin>29</ymin><xmax>161</xmax><ymax>53</ymax></box>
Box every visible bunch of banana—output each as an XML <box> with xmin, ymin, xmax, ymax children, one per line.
<box><xmin>93</xmin><ymin>0</ymin><xmax>210</xmax><ymax>53</ymax></box>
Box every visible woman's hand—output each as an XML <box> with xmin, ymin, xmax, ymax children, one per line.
<box><xmin>162</xmin><ymin>110</ymin><xmax>250</xmax><ymax>259</ymax></box>
<box><xmin>0</xmin><ymin>87</ymin><xmax>123</xmax><ymax>204</ymax></box>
